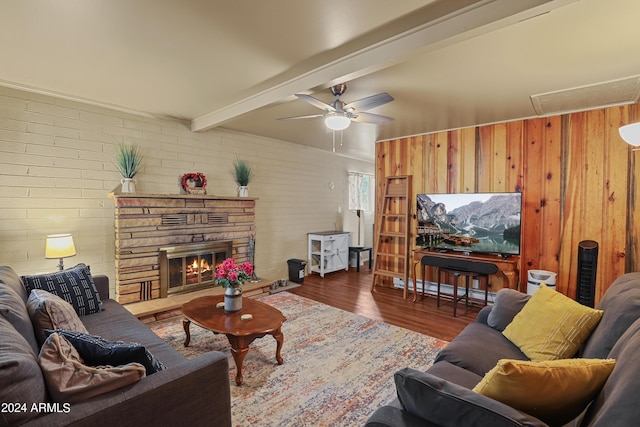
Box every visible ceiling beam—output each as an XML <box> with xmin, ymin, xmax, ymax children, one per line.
<box><xmin>191</xmin><ymin>0</ymin><xmax>577</xmax><ymax>132</ymax></box>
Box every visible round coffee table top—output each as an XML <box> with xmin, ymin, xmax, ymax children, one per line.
<box><xmin>182</xmin><ymin>295</ymin><xmax>286</xmax><ymax>336</ymax></box>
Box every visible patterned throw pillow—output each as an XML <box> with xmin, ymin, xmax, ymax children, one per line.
<box><xmin>502</xmin><ymin>283</ymin><xmax>603</xmax><ymax>361</ymax></box>
<box><xmin>44</xmin><ymin>329</ymin><xmax>166</xmax><ymax>375</ymax></box>
<box><xmin>22</xmin><ymin>264</ymin><xmax>103</xmax><ymax>316</ymax></box>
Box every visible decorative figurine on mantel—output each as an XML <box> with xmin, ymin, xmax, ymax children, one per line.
<box><xmin>181</xmin><ymin>172</ymin><xmax>207</xmax><ymax>195</ymax></box>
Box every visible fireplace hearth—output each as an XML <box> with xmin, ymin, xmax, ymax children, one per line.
<box><xmin>159</xmin><ymin>241</ymin><xmax>232</xmax><ymax>297</ymax></box>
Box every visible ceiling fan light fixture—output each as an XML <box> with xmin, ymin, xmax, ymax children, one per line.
<box><xmin>325</xmin><ymin>113</ymin><xmax>351</xmax><ymax>131</ymax></box>
<box><xmin>619</xmin><ymin>122</ymin><xmax>640</xmax><ymax>147</ymax></box>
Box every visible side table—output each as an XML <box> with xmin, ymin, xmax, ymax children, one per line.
<box><xmin>349</xmin><ymin>247</ymin><xmax>373</xmax><ymax>272</ymax></box>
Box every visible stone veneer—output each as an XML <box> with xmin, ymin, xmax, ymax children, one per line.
<box><xmin>113</xmin><ymin>194</ymin><xmax>256</xmax><ymax>304</ymax></box>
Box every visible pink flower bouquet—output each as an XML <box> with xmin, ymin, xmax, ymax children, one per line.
<box><xmin>214</xmin><ymin>258</ymin><xmax>253</xmax><ymax>288</ymax></box>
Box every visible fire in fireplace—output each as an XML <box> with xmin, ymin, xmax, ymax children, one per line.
<box><xmin>159</xmin><ymin>241</ymin><xmax>232</xmax><ymax>297</ymax></box>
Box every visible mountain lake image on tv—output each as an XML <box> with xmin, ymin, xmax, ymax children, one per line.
<box><xmin>416</xmin><ymin>192</ymin><xmax>522</xmax><ymax>256</ymax></box>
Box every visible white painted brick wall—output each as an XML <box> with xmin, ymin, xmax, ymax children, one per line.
<box><xmin>0</xmin><ymin>86</ymin><xmax>374</xmax><ymax>297</ymax></box>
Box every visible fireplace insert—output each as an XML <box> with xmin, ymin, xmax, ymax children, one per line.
<box><xmin>159</xmin><ymin>241</ymin><xmax>232</xmax><ymax>297</ymax></box>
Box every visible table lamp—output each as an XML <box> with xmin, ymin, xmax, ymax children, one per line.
<box><xmin>45</xmin><ymin>234</ymin><xmax>77</xmax><ymax>271</ymax></box>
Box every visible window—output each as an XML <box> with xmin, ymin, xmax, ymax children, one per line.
<box><xmin>348</xmin><ymin>172</ymin><xmax>374</xmax><ymax>213</ymax></box>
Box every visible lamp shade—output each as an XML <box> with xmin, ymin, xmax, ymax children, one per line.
<box><xmin>619</xmin><ymin>122</ymin><xmax>640</xmax><ymax>147</ymax></box>
<box><xmin>325</xmin><ymin>113</ymin><xmax>351</xmax><ymax>131</ymax></box>
<box><xmin>45</xmin><ymin>234</ymin><xmax>77</xmax><ymax>259</ymax></box>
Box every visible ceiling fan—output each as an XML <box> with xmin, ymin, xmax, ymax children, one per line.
<box><xmin>280</xmin><ymin>84</ymin><xmax>394</xmax><ymax>131</ymax></box>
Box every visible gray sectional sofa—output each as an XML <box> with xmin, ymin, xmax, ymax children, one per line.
<box><xmin>366</xmin><ymin>272</ymin><xmax>640</xmax><ymax>427</ymax></box>
<box><xmin>0</xmin><ymin>265</ymin><xmax>232</xmax><ymax>427</ymax></box>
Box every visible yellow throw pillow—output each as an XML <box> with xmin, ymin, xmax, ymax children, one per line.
<box><xmin>502</xmin><ymin>283</ymin><xmax>603</xmax><ymax>360</ymax></box>
<box><xmin>473</xmin><ymin>358</ymin><xmax>615</xmax><ymax>426</ymax></box>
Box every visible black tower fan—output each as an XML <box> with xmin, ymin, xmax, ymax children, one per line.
<box><xmin>576</xmin><ymin>240</ymin><xmax>598</xmax><ymax>308</ymax></box>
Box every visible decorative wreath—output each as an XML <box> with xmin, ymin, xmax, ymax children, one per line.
<box><xmin>181</xmin><ymin>172</ymin><xmax>207</xmax><ymax>191</ymax></box>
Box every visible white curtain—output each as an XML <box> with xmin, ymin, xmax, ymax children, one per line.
<box><xmin>348</xmin><ymin>172</ymin><xmax>374</xmax><ymax>247</ymax></box>
<box><xmin>348</xmin><ymin>172</ymin><xmax>373</xmax><ymax>212</ymax></box>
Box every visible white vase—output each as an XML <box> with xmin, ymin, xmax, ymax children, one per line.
<box><xmin>121</xmin><ymin>178</ymin><xmax>136</xmax><ymax>193</ymax></box>
<box><xmin>238</xmin><ymin>186</ymin><xmax>249</xmax><ymax>197</ymax></box>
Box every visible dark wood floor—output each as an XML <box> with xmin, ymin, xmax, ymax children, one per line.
<box><xmin>288</xmin><ymin>264</ymin><xmax>480</xmax><ymax>342</ymax></box>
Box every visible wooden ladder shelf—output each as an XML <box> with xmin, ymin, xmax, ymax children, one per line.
<box><xmin>371</xmin><ymin>175</ymin><xmax>412</xmax><ymax>298</ymax></box>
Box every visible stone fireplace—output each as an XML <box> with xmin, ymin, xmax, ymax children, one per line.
<box><xmin>112</xmin><ymin>194</ymin><xmax>256</xmax><ymax>304</ymax></box>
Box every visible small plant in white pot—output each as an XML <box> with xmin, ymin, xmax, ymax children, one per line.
<box><xmin>115</xmin><ymin>143</ymin><xmax>143</xmax><ymax>193</ymax></box>
<box><xmin>233</xmin><ymin>158</ymin><xmax>254</xmax><ymax>197</ymax></box>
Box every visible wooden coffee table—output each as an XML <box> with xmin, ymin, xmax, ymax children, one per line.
<box><xmin>181</xmin><ymin>295</ymin><xmax>286</xmax><ymax>385</ymax></box>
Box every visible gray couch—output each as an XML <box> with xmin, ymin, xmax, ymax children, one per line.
<box><xmin>0</xmin><ymin>266</ymin><xmax>232</xmax><ymax>427</ymax></box>
<box><xmin>365</xmin><ymin>272</ymin><xmax>640</xmax><ymax>427</ymax></box>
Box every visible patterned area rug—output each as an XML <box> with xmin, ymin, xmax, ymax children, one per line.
<box><xmin>148</xmin><ymin>292</ymin><xmax>447</xmax><ymax>427</ymax></box>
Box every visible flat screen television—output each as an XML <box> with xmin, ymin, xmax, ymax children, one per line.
<box><xmin>416</xmin><ymin>192</ymin><xmax>522</xmax><ymax>256</ymax></box>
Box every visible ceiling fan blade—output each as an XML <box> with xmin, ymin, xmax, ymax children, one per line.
<box><xmin>351</xmin><ymin>112</ymin><xmax>394</xmax><ymax>125</ymax></box>
<box><xmin>295</xmin><ymin>94</ymin><xmax>336</xmax><ymax>112</ymax></box>
<box><xmin>278</xmin><ymin>113</ymin><xmax>325</xmax><ymax>120</ymax></box>
<box><xmin>344</xmin><ymin>93</ymin><xmax>394</xmax><ymax>112</ymax></box>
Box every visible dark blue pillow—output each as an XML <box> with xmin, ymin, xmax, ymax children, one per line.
<box><xmin>22</xmin><ymin>264</ymin><xmax>103</xmax><ymax>316</ymax></box>
<box><xmin>44</xmin><ymin>329</ymin><xmax>165</xmax><ymax>375</ymax></box>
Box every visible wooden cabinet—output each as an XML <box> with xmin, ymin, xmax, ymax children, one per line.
<box><xmin>308</xmin><ymin>231</ymin><xmax>350</xmax><ymax>278</ymax></box>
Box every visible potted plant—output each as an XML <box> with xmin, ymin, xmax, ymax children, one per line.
<box><xmin>115</xmin><ymin>143</ymin><xmax>143</xmax><ymax>193</ymax></box>
<box><xmin>233</xmin><ymin>157</ymin><xmax>254</xmax><ymax>197</ymax></box>
<box><xmin>214</xmin><ymin>258</ymin><xmax>254</xmax><ymax>313</ymax></box>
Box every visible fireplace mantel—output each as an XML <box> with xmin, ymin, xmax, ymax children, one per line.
<box><xmin>113</xmin><ymin>193</ymin><xmax>257</xmax><ymax>304</ymax></box>
<box><xmin>112</xmin><ymin>193</ymin><xmax>258</xmax><ymax>202</ymax></box>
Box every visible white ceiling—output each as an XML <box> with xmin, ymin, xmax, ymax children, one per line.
<box><xmin>1</xmin><ymin>0</ymin><xmax>639</xmax><ymax>162</ymax></box>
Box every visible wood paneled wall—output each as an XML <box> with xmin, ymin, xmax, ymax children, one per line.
<box><xmin>376</xmin><ymin>101</ymin><xmax>640</xmax><ymax>304</ymax></box>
